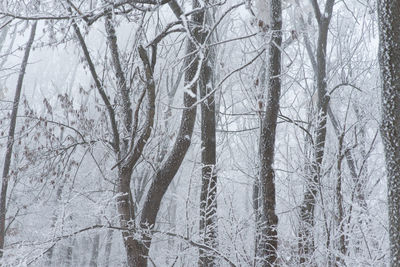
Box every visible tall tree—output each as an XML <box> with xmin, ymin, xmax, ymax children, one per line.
<box><xmin>138</xmin><ymin>1</ymin><xmax>207</xmax><ymax>266</ymax></box>
<box><xmin>71</xmin><ymin>16</ymin><xmax>155</xmax><ymax>267</ymax></box>
<box><xmin>378</xmin><ymin>1</ymin><xmax>400</xmax><ymax>266</ymax></box>
<box><xmin>71</xmin><ymin>0</ymin><xmax>208</xmax><ymax>265</ymax></box>
<box><xmin>199</xmin><ymin>6</ymin><xmax>218</xmax><ymax>267</ymax></box>
<box><xmin>298</xmin><ymin>0</ymin><xmax>335</xmax><ymax>263</ymax></box>
<box><xmin>257</xmin><ymin>0</ymin><xmax>282</xmax><ymax>266</ymax></box>
<box><xmin>0</xmin><ymin>21</ymin><xmax>37</xmax><ymax>259</ymax></box>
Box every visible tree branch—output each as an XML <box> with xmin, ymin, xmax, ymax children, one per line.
<box><xmin>105</xmin><ymin>14</ymin><xmax>133</xmax><ymax>133</ymax></box>
<box><xmin>71</xmin><ymin>18</ymin><xmax>120</xmax><ymax>153</ymax></box>
<box><xmin>124</xmin><ymin>45</ymin><xmax>156</xmax><ymax>171</ymax></box>
<box><xmin>310</xmin><ymin>0</ymin><xmax>321</xmax><ymax>23</ymax></box>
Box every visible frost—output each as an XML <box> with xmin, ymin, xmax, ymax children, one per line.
<box><xmin>185</xmin><ymin>88</ymin><xmax>196</xmax><ymax>98</ymax></box>
<box><xmin>0</xmin><ymin>1</ymin><xmax>392</xmax><ymax>266</ymax></box>
<box><xmin>254</xmin><ymin>0</ymin><xmax>270</xmax><ymax>25</ymax></box>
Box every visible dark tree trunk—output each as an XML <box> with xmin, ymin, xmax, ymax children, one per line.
<box><xmin>135</xmin><ymin>1</ymin><xmax>206</xmax><ymax>265</ymax></box>
<box><xmin>198</xmin><ymin>55</ymin><xmax>218</xmax><ymax>267</ymax></box>
<box><xmin>0</xmin><ymin>21</ymin><xmax>37</xmax><ymax>259</ymax></box>
<box><xmin>336</xmin><ymin>132</ymin><xmax>346</xmax><ymax>264</ymax></box>
<box><xmin>73</xmin><ymin>17</ymin><xmax>155</xmax><ymax>266</ymax></box>
<box><xmin>258</xmin><ymin>0</ymin><xmax>282</xmax><ymax>266</ymax></box>
<box><xmin>254</xmin><ymin>50</ymin><xmax>268</xmax><ymax>267</ymax></box>
<box><xmin>378</xmin><ymin>1</ymin><xmax>400</xmax><ymax>266</ymax></box>
<box><xmin>199</xmin><ymin>9</ymin><xmax>218</xmax><ymax>267</ymax></box>
<box><xmin>253</xmin><ymin>176</ymin><xmax>268</xmax><ymax>266</ymax></box>
<box><xmin>298</xmin><ymin>0</ymin><xmax>335</xmax><ymax>263</ymax></box>
<box><xmin>73</xmin><ymin>1</ymin><xmax>205</xmax><ymax>265</ymax></box>
<box><xmin>117</xmin><ymin>167</ymin><xmax>148</xmax><ymax>267</ymax></box>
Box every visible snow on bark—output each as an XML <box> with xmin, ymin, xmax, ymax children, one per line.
<box><xmin>378</xmin><ymin>1</ymin><xmax>400</xmax><ymax>266</ymax></box>
<box><xmin>257</xmin><ymin>0</ymin><xmax>282</xmax><ymax>266</ymax></box>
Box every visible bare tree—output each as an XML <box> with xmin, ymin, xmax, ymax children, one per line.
<box><xmin>0</xmin><ymin>21</ymin><xmax>37</xmax><ymax>259</ymax></box>
<box><xmin>69</xmin><ymin>0</ymin><xmax>209</xmax><ymax>265</ymax></box>
<box><xmin>297</xmin><ymin>0</ymin><xmax>335</xmax><ymax>263</ymax></box>
<box><xmin>0</xmin><ymin>0</ymin><xmax>388</xmax><ymax>266</ymax></box>
<box><xmin>257</xmin><ymin>0</ymin><xmax>282</xmax><ymax>266</ymax></box>
<box><xmin>139</xmin><ymin>1</ymin><xmax>206</xmax><ymax>265</ymax></box>
<box><xmin>199</xmin><ymin>6</ymin><xmax>218</xmax><ymax>267</ymax></box>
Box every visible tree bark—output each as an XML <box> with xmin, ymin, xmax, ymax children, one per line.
<box><xmin>0</xmin><ymin>21</ymin><xmax>37</xmax><ymax>259</ymax></box>
<box><xmin>72</xmin><ymin>2</ymin><xmax>204</xmax><ymax>265</ymax></box>
<box><xmin>199</xmin><ymin>8</ymin><xmax>218</xmax><ymax>267</ymax></box>
<box><xmin>105</xmin><ymin>14</ymin><xmax>132</xmax><ymax>133</ymax></box>
<box><xmin>258</xmin><ymin>0</ymin><xmax>282</xmax><ymax>266</ymax></box>
<box><xmin>378</xmin><ymin>1</ymin><xmax>400</xmax><ymax>266</ymax></box>
<box><xmin>298</xmin><ymin>0</ymin><xmax>335</xmax><ymax>263</ymax></box>
<box><xmin>139</xmin><ymin>2</ymin><xmax>206</xmax><ymax>264</ymax></box>
<box><xmin>336</xmin><ymin>132</ymin><xmax>346</xmax><ymax>264</ymax></box>
<box><xmin>254</xmin><ymin>49</ymin><xmax>268</xmax><ymax>267</ymax></box>
<box><xmin>105</xmin><ymin>17</ymin><xmax>156</xmax><ymax>267</ymax></box>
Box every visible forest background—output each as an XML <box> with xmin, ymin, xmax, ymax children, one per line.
<box><xmin>0</xmin><ymin>0</ymin><xmax>386</xmax><ymax>266</ymax></box>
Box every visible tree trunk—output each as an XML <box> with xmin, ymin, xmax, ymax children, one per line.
<box><xmin>254</xmin><ymin>44</ymin><xmax>268</xmax><ymax>267</ymax></box>
<box><xmin>104</xmin><ymin>229</ymin><xmax>113</xmax><ymax>267</ymax></box>
<box><xmin>253</xmin><ymin>178</ymin><xmax>264</xmax><ymax>266</ymax></box>
<box><xmin>73</xmin><ymin>2</ymin><xmax>204</xmax><ymax>265</ymax></box>
<box><xmin>258</xmin><ymin>0</ymin><xmax>282</xmax><ymax>266</ymax></box>
<box><xmin>137</xmin><ymin>1</ymin><xmax>206</xmax><ymax>265</ymax></box>
<box><xmin>298</xmin><ymin>0</ymin><xmax>335</xmax><ymax>263</ymax></box>
<box><xmin>198</xmin><ymin>60</ymin><xmax>218</xmax><ymax>267</ymax></box>
<box><xmin>117</xmin><ymin>167</ymin><xmax>145</xmax><ymax>267</ymax></box>
<box><xmin>378</xmin><ymin>1</ymin><xmax>400</xmax><ymax>266</ymax></box>
<box><xmin>89</xmin><ymin>219</ymin><xmax>101</xmax><ymax>267</ymax></box>
<box><xmin>0</xmin><ymin>21</ymin><xmax>37</xmax><ymax>259</ymax></box>
<box><xmin>199</xmin><ymin>8</ymin><xmax>218</xmax><ymax>267</ymax></box>
<box><xmin>336</xmin><ymin>132</ymin><xmax>346</xmax><ymax>264</ymax></box>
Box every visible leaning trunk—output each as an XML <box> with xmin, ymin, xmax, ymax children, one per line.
<box><xmin>138</xmin><ymin>0</ymin><xmax>206</xmax><ymax>264</ymax></box>
<box><xmin>0</xmin><ymin>21</ymin><xmax>37</xmax><ymax>259</ymax></box>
